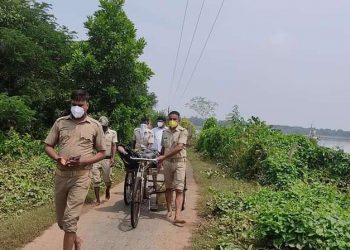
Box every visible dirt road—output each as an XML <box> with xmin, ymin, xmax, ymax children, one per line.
<box><xmin>22</xmin><ymin>164</ymin><xmax>199</xmax><ymax>250</ymax></box>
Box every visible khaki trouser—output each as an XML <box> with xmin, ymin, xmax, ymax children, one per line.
<box><xmin>92</xmin><ymin>159</ymin><xmax>112</xmax><ymax>187</ymax></box>
<box><xmin>163</xmin><ymin>158</ymin><xmax>186</xmax><ymax>190</ymax></box>
<box><xmin>54</xmin><ymin>169</ymin><xmax>91</xmax><ymax>233</ymax></box>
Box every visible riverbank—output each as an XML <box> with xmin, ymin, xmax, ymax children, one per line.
<box><xmin>188</xmin><ymin>151</ymin><xmax>261</xmax><ymax>249</ymax></box>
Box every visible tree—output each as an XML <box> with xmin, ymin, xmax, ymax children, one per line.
<box><xmin>185</xmin><ymin>96</ymin><xmax>218</xmax><ymax>119</ymax></box>
<box><xmin>226</xmin><ymin>104</ymin><xmax>244</xmax><ymax>125</ymax></box>
<box><xmin>0</xmin><ymin>0</ymin><xmax>74</xmax><ymax>136</ymax></box>
<box><xmin>64</xmin><ymin>0</ymin><xmax>156</xmax><ymax>142</ymax></box>
<box><xmin>202</xmin><ymin>117</ymin><xmax>218</xmax><ymax>130</ymax></box>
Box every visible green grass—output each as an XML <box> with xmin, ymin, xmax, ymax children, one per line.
<box><xmin>0</xmin><ymin>204</ymin><xmax>56</xmax><ymax>250</ymax></box>
<box><xmin>188</xmin><ymin>150</ymin><xmax>261</xmax><ymax>250</ymax></box>
<box><xmin>0</xmin><ymin>165</ymin><xmax>125</xmax><ymax>249</ymax></box>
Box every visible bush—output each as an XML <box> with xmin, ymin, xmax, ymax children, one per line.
<box><xmin>202</xmin><ymin>117</ymin><xmax>218</xmax><ymax>130</ymax></box>
<box><xmin>0</xmin><ymin>93</ymin><xmax>35</xmax><ymax>134</ymax></box>
<box><xmin>196</xmin><ymin>117</ymin><xmax>350</xmax><ymax>188</ymax></box>
<box><xmin>0</xmin><ymin>155</ymin><xmax>55</xmax><ymax>219</ymax></box>
<box><xmin>0</xmin><ymin>129</ymin><xmax>42</xmax><ymax>159</ymax></box>
<box><xmin>207</xmin><ymin>183</ymin><xmax>350</xmax><ymax>249</ymax></box>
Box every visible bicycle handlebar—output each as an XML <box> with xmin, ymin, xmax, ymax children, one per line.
<box><xmin>130</xmin><ymin>157</ymin><xmax>158</xmax><ymax>163</ymax></box>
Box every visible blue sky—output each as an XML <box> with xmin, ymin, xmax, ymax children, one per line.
<box><xmin>42</xmin><ymin>0</ymin><xmax>350</xmax><ymax>130</ymax></box>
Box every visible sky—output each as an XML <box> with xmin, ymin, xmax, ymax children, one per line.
<box><xmin>41</xmin><ymin>0</ymin><xmax>350</xmax><ymax>130</ymax></box>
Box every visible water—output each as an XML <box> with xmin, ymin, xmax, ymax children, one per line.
<box><xmin>318</xmin><ymin>137</ymin><xmax>350</xmax><ymax>153</ymax></box>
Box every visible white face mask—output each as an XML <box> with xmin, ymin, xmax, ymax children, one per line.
<box><xmin>71</xmin><ymin>105</ymin><xmax>85</xmax><ymax>119</ymax></box>
<box><xmin>140</xmin><ymin>123</ymin><xmax>147</xmax><ymax>138</ymax></box>
<box><xmin>157</xmin><ymin>121</ymin><xmax>164</xmax><ymax>128</ymax></box>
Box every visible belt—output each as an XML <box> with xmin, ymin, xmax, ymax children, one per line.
<box><xmin>55</xmin><ymin>169</ymin><xmax>90</xmax><ymax>177</ymax></box>
<box><xmin>166</xmin><ymin>158</ymin><xmax>186</xmax><ymax>163</ymax></box>
<box><xmin>104</xmin><ymin>156</ymin><xmax>112</xmax><ymax>159</ymax></box>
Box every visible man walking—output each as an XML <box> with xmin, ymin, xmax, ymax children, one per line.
<box><xmin>157</xmin><ymin>111</ymin><xmax>188</xmax><ymax>224</ymax></box>
<box><xmin>133</xmin><ymin>117</ymin><xmax>154</xmax><ymax>150</ymax></box>
<box><xmin>44</xmin><ymin>90</ymin><xmax>106</xmax><ymax>250</ymax></box>
<box><xmin>92</xmin><ymin>116</ymin><xmax>118</xmax><ymax>205</ymax></box>
<box><xmin>151</xmin><ymin>116</ymin><xmax>167</xmax><ymax>153</ymax></box>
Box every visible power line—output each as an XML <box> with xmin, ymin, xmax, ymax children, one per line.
<box><xmin>181</xmin><ymin>0</ymin><xmax>225</xmax><ymax>98</ymax></box>
<box><xmin>167</xmin><ymin>0</ymin><xmax>189</xmax><ymax>109</ymax></box>
<box><xmin>174</xmin><ymin>0</ymin><xmax>206</xmax><ymax>94</ymax></box>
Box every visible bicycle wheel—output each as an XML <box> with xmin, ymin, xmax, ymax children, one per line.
<box><xmin>181</xmin><ymin>175</ymin><xmax>187</xmax><ymax>211</ymax></box>
<box><xmin>131</xmin><ymin>177</ymin><xmax>142</xmax><ymax>228</ymax></box>
<box><xmin>124</xmin><ymin>171</ymin><xmax>134</xmax><ymax>205</ymax></box>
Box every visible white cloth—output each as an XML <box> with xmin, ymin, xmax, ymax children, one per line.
<box><xmin>151</xmin><ymin>126</ymin><xmax>167</xmax><ymax>152</ymax></box>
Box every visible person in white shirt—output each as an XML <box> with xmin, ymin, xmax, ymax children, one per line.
<box><xmin>151</xmin><ymin>116</ymin><xmax>168</xmax><ymax>153</ymax></box>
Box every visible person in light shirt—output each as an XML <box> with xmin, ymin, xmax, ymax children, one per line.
<box><xmin>151</xmin><ymin>116</ymin><xmax>168</xmax><ymax>153</ymax></box>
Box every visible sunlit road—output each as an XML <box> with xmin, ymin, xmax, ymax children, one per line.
<box><xmin>22</xmin><ymin>164</ymin><xmax>198</xmax><ymax>250</ymax></box>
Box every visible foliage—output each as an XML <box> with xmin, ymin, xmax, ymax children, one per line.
<box><xmin>185</xmin><ymin>96</ymin><xmax>218</xmax><ymax>119</ymax></box>
<box><xmin>225</xmin><ymin>104</ymin><xmax>244</xmax><ymax>125</ymax></box>
<box><xmin>0</xmin><ymin>93</ymin><xmax>35</xmax><ymax>133</ymax></box>
<box><xmin>197</xmin><ymin>117</ymin><xmax>350</xmax><ymax>188</ymax></box>
<box><xmin>180</xmin><ymin>117</ymin><xmax>197</xmax><ymax>146</ymax></box>
<box><xmin>0</xmin><ymin>129</ymin><xmax>42</xmax><ymax>158</ymax></box>
<box><xmin>202</xmin><ymin>117</ymin><xmax>218</xmax><ymax>130</ymax></box>
<box><xmin>0</xmin><ymin>155</ymin><xmax>55</xmax><ymax>219</ymax></box>
<box><xmin>64</xmin><ymin>0</ymin><xmax>156</xmax><ymax>142</ymax></box>
<box><xmin>196</xmin><ymin>115</ymin><xmax>350</xmax><ymax>248</ymax></box>
<box><xmin>0</xmin><ymin>0</ymin><xmax>74</xmax><ymax>136</ymax></box>
<box><xmin>207</xmin><ymin>182</ymin><xmax>350</xmax><ymax>249</ymax></box>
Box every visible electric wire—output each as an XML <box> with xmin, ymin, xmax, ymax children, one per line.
<box><xmin>181</xmin><ymin>0</ymin><xmax>225</xmax><ymax>98</ymax></box>
<box><xmin>174</xmin><ymin>0</ymin><xmax>206</xmax><ymax>94</ymax></box>
<box><xmin>167</xmin><ymin>0</ymin><xmax>189</xmax><ymax>109</ymax></box>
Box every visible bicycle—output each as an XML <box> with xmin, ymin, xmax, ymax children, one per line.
<box><xmin>129</xmin><ymin>156</ymin><xmax>157</xmax><ymax>228</ymax></box>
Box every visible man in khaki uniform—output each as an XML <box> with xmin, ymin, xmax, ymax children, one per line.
<box><xmin>157</xmin><ymin>111</ymin><xmax>188</xmax><ymax>224</ymax></box>
<box><xmin>92</xmin><ymin>116</ymin><xmax>118</xmax><ymax>205</ymax></box>
<box><xmin>44</xmin><ymin>90</ymin><xmax>106</xmax><ymax>250</ymax></box>
<box><xmin>133</xmin><ymin>117</ymin><xmax>154</xmax><ymax>150</ymax></box>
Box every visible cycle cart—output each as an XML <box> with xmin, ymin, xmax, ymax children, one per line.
<box><xmin>117</xmin><ymin>145</ymin><xmax>187</xmax><ymax>228</ymax></box>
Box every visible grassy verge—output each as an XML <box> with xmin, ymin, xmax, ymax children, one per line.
<box><xmin>188</xmin><ymin>150</ymin><xmax>261</xmax><ymax>249</ymax></box>
<box><xmin>0</xmin><ymin>165</ymin><xmax>125</xmax><ymax>250</ymax></box>
<box><xmin>0</xmin><ymin>205</ymin><xmax>56</xmax><ymax>250</ymax></box>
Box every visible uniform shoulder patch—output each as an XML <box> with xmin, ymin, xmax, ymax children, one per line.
<box><xmin>110</xmin><ymin>129</ymin><xmax>117</xmax><ymax>134</ymax></box>
<box><xmin>56</xmin><ymin>115</ymin><xmax>70</xmax><ymax>123</ymax></box>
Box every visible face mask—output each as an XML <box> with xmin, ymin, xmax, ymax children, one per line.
<box><xmin>140</xmin><ymin>123</ymin><xmax>147</xmax><ymax>137</ymax></box>
<box><xmin>168</xmin><ymin>120</ymin><xmax>178</xmax><ymax>128</ymax></box>
<box><xmin>71</xmin><ymin>105</ymin><xmax>85</xmax><ymax>119</ymax></box>
<box><xmin>157</xmin><ymin>121</ymin><xmax>164</xmax><ymax>128</ymax></box>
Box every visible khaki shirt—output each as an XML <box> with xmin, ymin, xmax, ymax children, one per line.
<box><xmin>44</xmin><ymin>115</ymin><xmax>106</xmax><ymax>170</ymax></box>
<box><xmin>133</xmin><ymin>127</ymin><xmax>154</xmax><ymax>150</ymax></box>
<box><xmin>161</xmin><ymin>125</ymin><xmax>188</xmax><ymax>159</ymax></box>
<box><xmin>104</xmin><ymin>128</ymin><xmax>118</xmax><ymax>156</ymax></box>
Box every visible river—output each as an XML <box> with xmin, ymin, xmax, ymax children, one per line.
<box><xmin>318</xmin><ymin>137</ymin><xmax>350</xmax><ymax>153</ymax></box>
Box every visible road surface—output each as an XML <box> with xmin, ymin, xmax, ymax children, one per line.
<box><xmin>22</xmin><ymin>163</ymin><xmax>199</xmax><ymax>250</ymax></box>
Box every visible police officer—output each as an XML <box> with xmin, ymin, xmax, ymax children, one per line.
<box><xmin>157</xmin><ymin>111</ymin><xmax>188</xmax><ymax>224</ymax></box>
<box><xmin>133</xmin><ymin>117</ymin><xmax>154</xmax><ymax>150</ymax></box>
<box><xmin>44</xmin><ymin>90</ymin><xmax>106</xmax><ymax>250</ymax></box>
<box><xmin>92</xmin><ymin>116</ymin><xmax>118</xmax><ymax>205</ymax></box>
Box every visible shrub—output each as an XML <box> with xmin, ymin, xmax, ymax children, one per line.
<box><xmin>207</xmin><ymin>183</ymin><xmax>350</xmax><ymax>249</ymax></box>
<box><xmin>0</xmin><ymin>93</ymin><xmax>35</xmax><ymax>134</ymax></box>
<box><xmin>0</xmin><ymin>129</ymin><xmax>42</xmax><ymax>159</ymax></box>
<box><xmin>202</xmin><ymin>117</ymin><xmax>218</xmax><ymax>130</ymax></box>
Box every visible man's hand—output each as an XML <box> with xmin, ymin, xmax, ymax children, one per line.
<box><xmin>156</xmin><ymin>155</ymin><xmax>166</xmax><ymax>163</ymax></box>
<box><xmin>66</xmin><ymin>155</ymin><xmax>82</xmax><ymax>167</ymax></box>
<box><xmin>56</xmin><ymin>157</ymin><xmax>67</xmax><ymax>167</ymax></box>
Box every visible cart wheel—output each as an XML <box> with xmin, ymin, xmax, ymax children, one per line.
<box><xmin>124</xmin><ymin>171</ymin><xmax>134</xmax><ymax>205</ymax></box>
<box><xmin>131</xmin><ymin>178</ymin><xmax>142</xmax><ymax>228</ymax></box>
<box><xmin>181</xmin><ymin>175</ymin><xmax>187</xmax><ymax>211</ymax></box>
